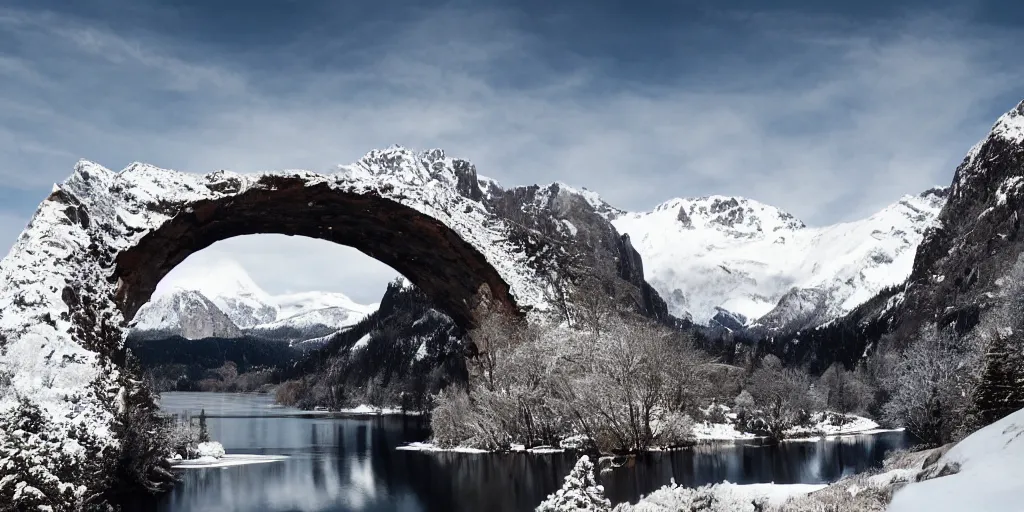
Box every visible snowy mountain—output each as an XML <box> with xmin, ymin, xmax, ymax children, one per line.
<box><xmin>272</xmin><ymin>291</ymin><xmax>379</xmax><ymax>322</ymax></box>
<box><xmin>155</xmin><ymin>259</ymin><xmax>278</xmax><ymax>328</ymax></box>
<box><xmin>130</xmin><ymin>288</ymin><xmax>242</xmax><ymax>340</ymax></box>
<box><xmin>135</xmin><ymin>262</ymin><xmax>377</xmax><ymax>341</ymax></box>
<box><xmin>249</xmin><ymin>292</ymin><xmax>379</xmax><ymax>342</ymax></box>
<box><xmin>609</xmin><ymin>189</ymin><xmax>948</xmax><ymax>330</ymax></box>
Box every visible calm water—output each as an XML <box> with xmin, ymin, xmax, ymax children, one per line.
<box><xmin>131</xmin><ymin>392</ymin><xmax>911</xmax><ymax>512</ymax></box>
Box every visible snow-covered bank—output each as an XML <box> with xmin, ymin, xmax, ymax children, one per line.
<box><xmin>396</xmin><ymin>442</ymin><xmax>490</xmax><ymax>454</ymax></box>
<box><xmin>786</xmin><ymin>413</ymin><xmax>881</xmax><ymax>437</ymax></box>
<box><xmin>400</xmin><ymin>413</ymin><xmax>893</xmax><ymax>455</ymax></box>
<box><xmin>396</xmin><ymin>442</ymin><xmax>566</xmax><ymax>454</ymax></box>
<box><xmin>171</xmin><ymin>454</ymin><xmax>289</xmax><ymax>469</ymax></box>
<box><xmin>692</xmin><ymin>421</ymin><xmax>756</xmax><ymax>441</ymax></box>
<box><xmin>887</xmin><ymin>407</ymin><xmax>1024</xmax><ymax>512</ymax></box>
<box><xmin>301</xmin><ymin>404</ymin><xmax>425</xmax><ymax>416</ymax></box>
<box><xmin>611</xmin><ymin>480</ymin><xmax>826</xmax><ymax>511</ymax></box>
<box><xmin>168</xmin><ymin>440</ymin><xmax>289</xmax><ymax>469</ymax></box>
<box><xmin>693</xmin><ymin>412</ymin><xmax>888</xmax><ymax>442</ymax></box>
<box><xmin>335</xmin><ymin>404</ymin><xmax>424</xmax><ymax>416</ymax></box>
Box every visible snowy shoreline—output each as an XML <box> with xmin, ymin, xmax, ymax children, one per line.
<box><xmin>299</xmin><ymin>404</ymin><xmax>425</xmax><ymax>416</ymax></box>
<box><xmin>170</xmin><ymin>453</ymin><xmax>290</xmax><ymax>469</ymax></box>
<box><xmin>396</xmin><ymin>419</ymin><xmax>901</xmax><ymax>455</ymax></box>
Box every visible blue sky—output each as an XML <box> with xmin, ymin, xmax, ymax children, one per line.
<box><xmin>2</xmin><ymin>0</ymin><xmax>1023</xmax><ymax>302</ymax></box>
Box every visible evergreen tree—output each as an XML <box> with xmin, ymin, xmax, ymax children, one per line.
<box><xmin>536</xmin><ymin>456</ymin><xmax>611</xmax><ymax>512</ymax></box>
<box><xmin>974</xmin><ymin>332</ymin><xmax>1024</xmax><ymax>425</ymax></box>
<box><xmin>198</xmin><ymin>409</ymin><xmax>210</xmax><ymax>443</ymax></box>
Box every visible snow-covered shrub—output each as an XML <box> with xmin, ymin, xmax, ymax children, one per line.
<box><xmin>733</xmin><ymin>389</ymin><xmax>756</xmax><ymax>430</ymax></box>
<box><xmin>0</xmin><ymin>398</ymin><xmax>114</xmax><ymax>511</ymax></box>
<box><xmin>652</xmin><ymin>411</ymin><xmax>695</xmax><ymax>447</ymax></box>
<box><xmin>430</xmin><ymin>386</ymin><xmax>477</xmax><ymax>448</ymax></box>
<box><xmin>703</xmin><ymin>404</ymin><xmax>728</xmax><ymax>424</ymax></box>
<box><xmin>166</xmin><ymin>419</ymin><xmax>202</xmax><ymax>458</ymax></box>
<box><xmin>195</xmin><ymin>441</ymin><xmax>225</xmax><ymax>459</ymax></box>
<box><xmin>536</xmin><ymin>455</ymin><xmax>610</xmax><ymax>511</ymax></box>
<box><xmin>610</xmin><ymin>480</ymin><xmax>771</xmax><ymax>512</ymax></box>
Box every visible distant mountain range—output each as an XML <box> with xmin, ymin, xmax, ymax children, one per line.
<box><xmin>604</xmin><ymin>188</ymin><xmax>947</xmax><ymax>333</ymax></box>
<box><xmin>130</xmin><ymin>260</ymin><xmax>378</xmax><ymax>343</ymax></box>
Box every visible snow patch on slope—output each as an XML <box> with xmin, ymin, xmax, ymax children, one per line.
<box><xmin>888</xmin><ymin>407</ymin><xmax>1024</xmax><ymax>512</ymax></box>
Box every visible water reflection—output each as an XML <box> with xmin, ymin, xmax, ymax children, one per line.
<box><xmin>133</xmin><ymin>393</ymin><xmax>910</xmax><ymax>512</ymax></box>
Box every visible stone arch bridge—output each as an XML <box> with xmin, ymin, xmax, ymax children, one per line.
<box><xmin>0</xmin><ymin>148</ymin><xmax>547</xmax><ymax>464</ymax></box>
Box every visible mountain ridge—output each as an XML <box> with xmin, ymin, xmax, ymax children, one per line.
<box><xmin>133</xmin><ymin>262</ymin><xmax>378</xmax><ymax>342</ymax></box>
<box><xmin>606</xmin><ymin>185</ymin><xmax>947</xmax><ymax>332</ymax></box>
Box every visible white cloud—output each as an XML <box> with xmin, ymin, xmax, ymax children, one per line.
<box><xmin>0</xmin><ymin>5</ymin><xmax>1021</xmax><ymax>302</ymax></box>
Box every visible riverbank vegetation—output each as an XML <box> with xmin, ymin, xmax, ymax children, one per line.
<box><xmin>430</xmin><ymin>311</ymin><xmax>887</xmax><ymax>454</ymax></box>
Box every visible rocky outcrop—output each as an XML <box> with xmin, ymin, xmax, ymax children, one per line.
<box><xmin>894</xmin><ymin>101</ymin><xmax>1024</xmax><ymax>337</ymax></box>
<box><xmin>283</xmin><ymin>277</ymin><xmax>467</xmax><ymax>411</ymax></box>
<box><xmin>484</xmin><ymin>182</ymin><xmax>677</xmax><ymax>324</ymax></box>
<box><xmin>130</xmin><ymin>289</ymin><xmax>242</xmax><ymax>340</ymax></box>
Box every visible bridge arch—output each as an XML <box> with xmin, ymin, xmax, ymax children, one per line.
<box><xmin>114</xmin><ymin>175</ymin><xmax>517</xmax><ymax>330</ymax></box>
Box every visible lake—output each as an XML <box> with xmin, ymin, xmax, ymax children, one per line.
<box><xmin>127</xmin><ymin>392</ymin><xmax>911</xmax><ymax>512</ymax></box>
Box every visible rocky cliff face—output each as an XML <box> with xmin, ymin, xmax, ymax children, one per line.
<box><xmin>130</xmin><ymin>288</ymin><xmax>242</xmax><ymax>340</ymax></box>
<box><xmin>284</xmin><ymin>277</ymin><xmax>466</xmax><ymax>411</ymax></box>
<box><xmin>483</xmin><ymin>181</ymin><xmax>676</xmax><ymax>325</ymax></box>
<box><xmin>894</xmin><ymin>101</ymin><xmax>1024</xmax><ymax>338</ymax></box>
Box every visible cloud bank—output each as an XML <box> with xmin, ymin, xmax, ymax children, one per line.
<box><xmin>1</xmin><ymin>3</ymin><xmax>1021</xmax><ymax>302</ymax></box>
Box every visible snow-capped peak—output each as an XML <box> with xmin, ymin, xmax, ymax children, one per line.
<box><xmin>991</xmin><ymin>99</ymin><xmax>1024</xmax><ymax>145</ymax></box>
<box><xmin>649</xmin><ymin>195</ymin><xmax>806</xmax><ymax>235</ymax></box>
<box><xmin>130</xmin><ymin>288</ymin><xmax>242</xmax><ymax>339</ymax></box>
<box><xmin>612</xmin><ymin>189</ymin><xmax>946</xmax><ymax>327</ymax></box>
<box><xmin>136</xmin><ymin>260</ymin><xmax>380</xmax><ymax>339</ymax></box>
<box><xmin>154</xmin><ymin>259</ymin><xmax>276</xmax><ymax>328</ymax></box>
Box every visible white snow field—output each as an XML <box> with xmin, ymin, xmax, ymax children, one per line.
<box><xmin>887</xmin><ymin>407</ymin><xmax>1024</xmax><ymax>512</ymax></box>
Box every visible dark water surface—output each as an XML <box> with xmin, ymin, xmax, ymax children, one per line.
<box><xmin>132</xmin><ymin>392</ymin><xmax>911</xmax><ymax>512</ymax></box>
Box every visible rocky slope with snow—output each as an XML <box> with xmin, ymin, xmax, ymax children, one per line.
<box><xmin>132</xmin><ymin>261</ymin><xmax>378</xmax><ymax>342</ymax></box>
<box><xmin>131</xmin><ymin>288</ymin><xmax>243</xmax><ymax>340</ymax></box>
<box><xmin>892</xmin><ymin>100</ymin><xmax>1024</xmax><ymax>338</ymax></box>
<box><xmin>609</xmin><ymin>189</ymin><xmax>947</xmax><ymax>332</ymax></box>
<box><xmin>760</xmin><ymin>100</ymin><xmax>1024</xmax><ymax>371</ymax></box>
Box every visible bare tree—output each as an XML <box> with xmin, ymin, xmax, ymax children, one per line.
<box><xmin>572</xmin><ymin>275</ymin><xmax>619</xmax><ymax>336</ymax></box>
<box><xmin>820</xmin><ymin>363</ymin><xmax>875</xmax><ymax>421</ymax></box>
<box><xmin>746</xmin><ymin>355</ymin><xmax>823</xmax><ymax>441</ymax></box>
<box><xmin>465</xmin><ymin>313</ymin><xmax>530</xmax><ymax>392</ymax></box>
<box><xmin>557</xmin><ymin>315</ymin><xmax>706</xmax><ymax>452</ymax></box>
<box><xmin>882</xmin><ymin>323</ymin><xmax>981</xmax><ymax>446</ymax></box>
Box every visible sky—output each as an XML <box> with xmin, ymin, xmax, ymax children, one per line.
<box><xmin>2</xmin><ymin>0</ymin><xmax>1023</xmax><ymax>304</ymax></box>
